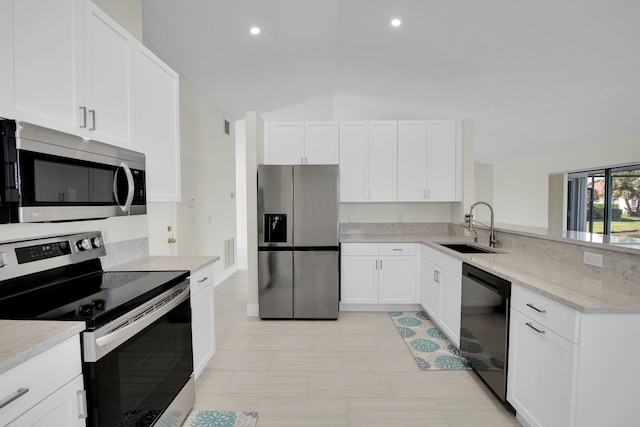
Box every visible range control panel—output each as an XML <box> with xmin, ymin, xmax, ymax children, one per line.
<box><xmin>0</xmin><ymin>231</ymin><xmax>106</xmax><ymax>280</ymax></box>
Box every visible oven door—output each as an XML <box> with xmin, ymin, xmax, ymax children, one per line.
<box><xmin>83</xmin><ymin>282</ymin><xmax>194</xmax><ymax>427</ymax></box>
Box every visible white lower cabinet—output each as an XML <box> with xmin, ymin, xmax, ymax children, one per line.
<box><xmin>508</xmin><ymin>307</ymin><xmax>577</xmax><ymax>427</ymax></box>
<box><xmin>419</xmin><ymin>244</ymin><xmax>462</xmax><ymax>347</ymax></box>
<box><xmin>190</xmin><ymin>263</ymin><xmax>216</xmax><ymax>380</ymax></box>
<box><xmin>340</xmin><ymin>243</ymin><xmax>417</xmax><ymax>307</ymax></box>
<box><xmin>0</xmin><ymin>335</ymin><xmax>85</xmax><ymax>427</ymax></box>
<box><xmin>508</xmin><ymin>284</ymin><xmax>640</xmax><ymax>427</ymax></box>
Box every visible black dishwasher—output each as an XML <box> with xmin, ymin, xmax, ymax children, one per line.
<box><xmin>461</xmin><ymin>263</ymin><xmax>511</xmax><ymax>401</ymax></box>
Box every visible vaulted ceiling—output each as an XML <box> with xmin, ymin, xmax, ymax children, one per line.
<box><xmin>141</xmin><ymin>0</ymin><xmax>640</xmax><ymax>165</ymax></box>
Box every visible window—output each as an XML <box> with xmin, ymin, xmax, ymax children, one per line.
<box><xmin>567</xmin><ymin>164</ymin><xmax>640</xmax><ymax>238</ymax></box>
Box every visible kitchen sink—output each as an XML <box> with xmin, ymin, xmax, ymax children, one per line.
<box><xmin>437</xmin><ymin>243</ymin><xmax>500</xmax><ymax>254</ymax></box>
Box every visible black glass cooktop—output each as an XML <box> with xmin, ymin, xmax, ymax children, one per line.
<box><xmin>0</xmin><ymin>260</ymin><xmax>189</xmax><ymax>329</ymax></box>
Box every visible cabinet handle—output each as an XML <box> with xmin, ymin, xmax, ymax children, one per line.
<box><xmin>77</xmin><ymin>390</ymin><xmax>88</xmax><ymax>419</ymax></box>
<box><xmin>526</xmin><ymin>303</ymin><xmax>547</xmax><ymax>314</ymax></box>
<box><xmin>375</xmin><ymin>260</ymin><xmax>378</xmax><ymax>270</ymax></box>
<box><xmin>525</xmin><ymin>322</ymin><xmax>546</xmax><ymax>334</ymax></box>
<box><xmin>301</xmin><ymin>157</ymin><xmax>304</xmax><ymax>164</ymax></box>
<box><xmin>305</xmin><ymin>157</ymin><xmax>308</xmax><ymax>164</ymax></box>
<box><xmin>380</xmin><ymin>260</ymin><xmax>383</xmax><ymax>269</ymax></box>
<box><xmin>392</xmin><ymin>248</ymin><xmax>403</xmax><ymax>252</ymax></box>
<box><xmin>197</xmin><ymin>276</ymin><xmax>208</xmax><ymax>283</ymax></box>
<box><xmin>0</xmin><ymin>388</ymin><xmax>29</xmax><ymax>410</ymax></box>
<box><xmin>434</xmin><ymin>271</ymin><xmax>440</xmax><ymax>283</ymax></box>
<box><xmin>427</xmin><ymin>189</ymin><xmax>431</xmax><ymax>199</ymax></box>
<box><xmin>80</xmin><ymin>106</ymin><xmax>87</xmax><ymax>128</ymax></box>
<box><xmin>88</xmin><ymin>109</ymin><xmax>96</xmax><ymax>131</ymax></box>
<box><xmin>423</xmin><ymin>189</ymin><xmax>426</xmax><ymax>199</ymax></box>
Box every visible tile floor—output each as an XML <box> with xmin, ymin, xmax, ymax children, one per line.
<box><xmin>192</xmin><ymin>271</ymin><xmax>522</xmax><ymax>426</ymax></box>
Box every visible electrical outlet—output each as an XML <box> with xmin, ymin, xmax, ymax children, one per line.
<box><xmin>583</xmin><ymin>251</ymin><xmax>603</xmax><ymax>268</ymax></box>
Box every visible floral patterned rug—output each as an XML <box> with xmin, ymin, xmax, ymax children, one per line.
<box><xmin>389</xmin><ymin>311</ymin><xmax>471</xmax><ymax>370</ymax></box>
<box><xmin>184</xmin><ymin>411</ymin><xmax>258</xmax><ymax>427</ymax></box>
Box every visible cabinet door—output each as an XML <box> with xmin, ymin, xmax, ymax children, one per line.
<box><xmin>378</xmin><ymin>255</ymin><xmax>416</xmax><ymax>304</ymax></box>
<box><xmin>508</xmin><ymin>309</ymin><xmax>577</xmax><ymax>427</ymax></box>
<box><xmin>420</xmin><ymin>257</ymin><xmax>441</xmax><ymax>321</ymax></box>
<box><xmin>438</xmin><ymin>268</ymin><xmax>462</xmax><ymax>347</ymax></box>
<box><xmin>426</xmin><ymin>120</ymin><xmax>457</xmax><ymax>201</ymax></box>
<box><xmin>191</xmin><ymin>284</ymin><xmax>215</xmax><ymax>380</ymax></box>
<box><xmin>83</xmin><ymin>1</ymin><xmax>135</xmax><ymax>148</ymax></box>
<box><xmin>368</xmin><ymin>121</ymin><xmax>397</xmax><ymax>202</ymax></box>
<box><xmin>339</xmin><ymin>121</ymin><xmax>368</xmax><ymax>202</ymax></box>
<box><xmin>397</xmin><ymin>120</ymin><xmax>427</xmax><ymax>202</ymax></box>
<box><xmin>11</xmin><ymin>0</ymin><xmax>84</xmax><ymax>135</ymax></box>
<box><xmin>135</xmin><ymin>42</ymin><xmax>181</xmax><ymax>202</ymax></box>
<box><xmin>304</xmin><ymin>122</ymin><xmax>338</xmax><ymax>164</ymax></box>
<box><xmin>7</xmin><ymin>375</ymin><xmax>86</xmax><ymax>427</ymax></box>
<box><xmin>268</xmin><ymin>122</ymin><xmax>304</xmax><ymax>164</ymax></box>
<box><xmin>340</xmin><ymin>255</ymin><xmax>378</xmax><ymax>303</ymax></box>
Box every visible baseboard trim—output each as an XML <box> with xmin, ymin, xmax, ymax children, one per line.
<box><xmin>246</xmin><ymin>303</ymin><xmax>259</xmax><ymax>317</ymax></box>
<box><xmin>214</xmin><ymin>264</ymin><xmax>238</xmax><ymax>287</ymax></box>
<box><xmin>339</xmin><ymin>303</ymin><xmax>423</xmax><ymax>312</ymax></box>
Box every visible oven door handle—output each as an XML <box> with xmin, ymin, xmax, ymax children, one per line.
<box><xmin>88</xmin><ymin>285</ymin><xmax>190</xmax><ymax>361</ymax></box>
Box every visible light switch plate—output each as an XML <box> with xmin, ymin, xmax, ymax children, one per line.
<box><xmin>583</xmin><ymin>251</ymin><xmax>603</xmax><ymax>268</ymax></box>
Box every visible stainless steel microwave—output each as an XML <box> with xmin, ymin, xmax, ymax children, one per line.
<box><xmin>1</xmin><ymin>119</ymin><xmax>146</xmax><ymax>223</ymax></box>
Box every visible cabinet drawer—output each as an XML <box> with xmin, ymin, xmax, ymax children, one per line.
<box><xmin>190</xmin><ymin>264</ymin><xmax>214</xmax><ymax>295</ymax></box>
<box><xmin>421</xmin><ymin>244</ymin><xmax>461</xmax><ymax>277</ymax></box>
<box><xmin>0</xmin><ymin>335</ymin><xmax>82</xmax><ymax>426</ymax></box>
<box><xmin>378</xmin><ymin>243</ymin><xmax>416</xmax><ymax>256</ymax></box>
<box><xmin>341</xmin><ymin>243</ymin><xmax>378</xmax><ymax>256</ymax></box>
<box><xmin>511</xmin><ymin>284</ymin><xmax>580</xmax><ymax>343</ymax></box>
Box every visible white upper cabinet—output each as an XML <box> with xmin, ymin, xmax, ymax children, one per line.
<box><xmin>339</xmin><ymin>121</ymin><xmax>397</xmax><ymax>202</ymax></box>
<box><xmin>83</xmin><ymin>1</ymin><xmax>135</xmax><ymax>149</ymax></box>
<box><xmin>397</xmin><ymin>120</ymin><xmax>428</xmax><ymax>201</ymax></box>
<box><xmin>267</xmin><ymin>122</ymin><xmax>304</xmax><ymax>164</ymax></box>
<box><xmin>368</xmin><ymin>121</ymin><xmax>397</xmax><ymax>202</ymax></box>
<box><xmin>303</xmin><ymin>121</ymin><xmax>338</xmax><ymax>164</ymax></box>
<box><xmin>134</xmin><ymin>42</ymin><xmax>180</xmax><ymax>202</ymax></box>
<box><xmin>266</xmin><ymin>121</ymin><xmax>338</xmax><ymax>165</ymax></box>
<box><xmin>6</xmin><ymin>0</ymin><xmax>137</xmax><ymax>150</ymax></box>
<box><xmin>426</xmin><ymin>120</ymin><xmax>459</xmax><ymax>201</ymax></box>
<box><xmin>397</xmin><ymin>120</ymin><xmax>460</xmax><ymax>202</ymax></box>
<box><xmin>8</xmin><ymin>0</ymin><xmax>84</xmax><ymax>134</ymax></box>
<box><xmin>339</xmin><ymin>121</ymin><xmax>368</xmax><ymax>202</ymax></box>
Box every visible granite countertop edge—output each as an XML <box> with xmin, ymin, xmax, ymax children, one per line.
<box><xmin>105</xmin><ymin>255</ymin><xmax>220</xmax><ymax>272</ymax></box>
<box><xmin>0</xmin><ymin>320</ymin><xmax>85</xmax><ymax>375</ymax></box>
<box><xmin>340</xmin><ymin>234</ymin><xmax>640</xmax><ymax>315</ymax></box>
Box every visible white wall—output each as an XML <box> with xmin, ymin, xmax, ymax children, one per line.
<box><xmin>176</xmin><ymin>78</ymin><xmax>236</xmax><ymax>279</ymax></box>
<box><xmin>492</xmin><ymin>132</ymin><xmax>640</xmax><ymax>229</ymax></box>
<box><xmin>235</xmin><ymin>119</ymin><xmax>248</xmax><ymax>269</ymax></box>
<box><xmin>245</xmin><ymin>112</ymin><xmax>263</xmax><ymax>314</ymax></box>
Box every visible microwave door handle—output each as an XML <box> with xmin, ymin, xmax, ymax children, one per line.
<box><xmin>113</xmin><ymin>162</ymin><xmax>135</xmax><ymax>212</ymax></box>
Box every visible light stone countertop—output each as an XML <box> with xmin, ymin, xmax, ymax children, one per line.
<box><xmin>0</xmin><ymin>320</ymin><xmax>85</xmax><ymax>375</ymax></box>
<box><xmin>105</xmin><ymin>255</ymin><xmax>219</xmax><ymax>272</ymax></box>
<box><xmin>341</xmin><ymin>234</ymin><xmax>640</xmax><ymax>314</ymax></box>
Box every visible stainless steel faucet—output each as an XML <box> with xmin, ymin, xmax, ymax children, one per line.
<box><xmin>467</xmin><ymin>201</ymin><xmax>497</xmax><ymax>247</ymax></box>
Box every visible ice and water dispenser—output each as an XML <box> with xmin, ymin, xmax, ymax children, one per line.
<box><xmin>264</xmin><ymin>214</ymin><xmax>287</xmax><ymax>243</ymax></box>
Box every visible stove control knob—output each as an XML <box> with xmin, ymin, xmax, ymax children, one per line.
<box><xmin>92</xmin><ymin>299</ymin><xmax>106</xmax><ymax>311</ymax></box>
<box><xmin>79</xmin><ymin>304</ymin><xmax>93</xmax><ymax>316</ymax></box>
<box><xmin>77</xmin><ymin>238</ymin><xmax>92</xmax><ymax>251</ymax></box>
<box><xmin>92</xmin><ymin>237</ymin><xmax>103</xmax><ymax>248</ymax></box>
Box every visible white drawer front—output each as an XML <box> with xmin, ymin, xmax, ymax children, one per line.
<box><xmin>511</xmin><ymin>284</ymin><xmax>580</xmax><ymax>343</ymax></box>
<box><xmin>341</xmin><ymin>243</ymin><xmax>378</xmax><ymax>256</ymax></box>
<box><xmin>378</xmin><ymin>243</ymin><xmax>416</xmax><ymax>256</ymax></box>
<box><xmin>190</xmin><ymin>264</ymin><xmax>214</xmax><ymax>295</ymax></box>
<box><xmin>421</xmin><ymin>244</ymin><xmax>461</xmax><ymax>277</ymax></box>
<box><xmin>0</xmin><ymin>335</ymin><xmax>82</xmax><ymax>426</ymax></box>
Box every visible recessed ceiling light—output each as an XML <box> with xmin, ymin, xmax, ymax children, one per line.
<box><xmin>391</xmin><ymin>18</ymin><xmax>401</xmax><ymax>27</ymax></box>
<box><xmin>250</xmin><ymin>27</ymin><xmax>260</xmax><ymax>35</ymax></box>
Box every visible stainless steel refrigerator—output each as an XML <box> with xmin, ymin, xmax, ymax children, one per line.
<box><xmin>257</xmin><ymin>165</ymin><xmax>339</xmax><ymax>319</ymax></box>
